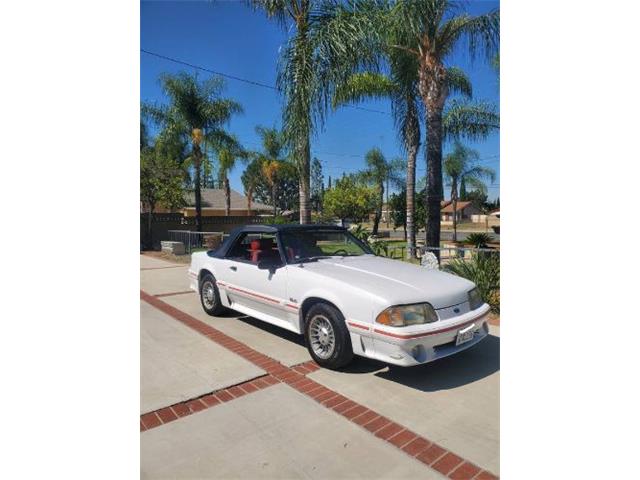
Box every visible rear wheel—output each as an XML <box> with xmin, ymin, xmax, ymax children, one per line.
<box><xmin>199</xmin><ymin>272</ymin><xmax>226</xmax><ymax>316</ymax></box>
<box><xmin>304</xmin><ymin>303</ymin><xmax>353</xmax><ymax>369</ymax></box>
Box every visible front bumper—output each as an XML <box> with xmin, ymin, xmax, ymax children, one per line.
<box><xmin>366</xmin><ymin>304</ymin><xmax>491</xmax><ymax>367</ymax></box>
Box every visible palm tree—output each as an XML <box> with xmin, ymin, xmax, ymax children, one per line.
<box><xmin>252</xmin><ymin>126</ymin><xmax>288</xmax><ymax>218</ymax></box>
<box><xmin>354</xmin><ymin>148</ymin><xmax>393</xmax><ymax>235</ymax></box>
<box><xmin>262</xmin><ymin>160</ymin><xmax>282</xmax><ymax>218</ymax></box>
<box><xmin>249</xmin><ymin>1</ymin><xmax>327</xmax><ymax>224</ymax></box>
<box><xmin>217</xmin><ymin>142</ymin><xmax>247</xmax><ymax>216</ymax></box>
<box><xmin>333</xmin><ymin>61</ymin><xmax>483</xmax><ymax>257</ymax></box>
<box><xmin>243</xmin><ymin>165</ymin><xmax>260</xmax><ymax>216</ymax></box>
<box><xmin>142</xmin><ymin>72</ymin><xmax>243</xmax><ymax>231</ymax></box>
<box><xmin>444</xmin><ymin>141</ymin><xmax>495</xmax><ymax>242</ymax></box>
<box><xmin>389</xmin><ymin>1</ymin><xmax>498</xmax><ymax>252</ymax></box>
<box><xmin>316</xmin><ymin>0</ymin><xmax>498</xmax><ymax>253</ymax></box>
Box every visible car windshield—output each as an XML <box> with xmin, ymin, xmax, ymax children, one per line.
<box><xmin>280</xmin><ymin>229</ymin><xmax>372</xmax><ymax>263</ymax></box>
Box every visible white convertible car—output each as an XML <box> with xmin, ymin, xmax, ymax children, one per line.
<box><xmin>189</xmin><ymin>225</ymin><xmax>490</xmax><ymax>369</ymax></box>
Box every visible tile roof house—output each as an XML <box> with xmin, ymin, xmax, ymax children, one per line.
<box><xmin>440</xmin><ymin>200</ymin><xmax>481</xmax><ymax>222</ymax></box>
<box><xmin>182</xmin><ymin>188</ymin><xmax>272</xmax><ymax>217</ymax></box>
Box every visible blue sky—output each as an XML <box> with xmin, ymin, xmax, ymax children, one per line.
<box><xmin>141</xmin><ymin>0</ymin><xmax>500</xmax><ymax>200</ymax></box>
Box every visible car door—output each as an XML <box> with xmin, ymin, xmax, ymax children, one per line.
<box><xmin>216</xmin><ymin>231</ymin><xmax>294</xmax><ymax>329</ymax></box>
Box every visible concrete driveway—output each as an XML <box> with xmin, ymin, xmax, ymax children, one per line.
<box><xmin>140</xmin><ymin>253</ymin><xmax>499</xmax><ymax>479</ymax></box>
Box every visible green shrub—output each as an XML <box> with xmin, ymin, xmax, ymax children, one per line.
<box><xmin>443</xmin><ymin>252</ymin><xmax>500</xmax><ymax>313</ymax></box>
<box><xmin>464</xmin><ymin>232</ymin><xmax>494</xmax><ymax>247</ymax></box>
<box><xmin>349</xmin><ymin>224</ymin><xmax>390</xmax><ymax>257</ymax></box>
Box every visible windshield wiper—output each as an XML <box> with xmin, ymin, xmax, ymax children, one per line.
<box><xmin>296</xmin><ymin>255</ymin><xmax>333</xmax><ymax>263</ymax></box>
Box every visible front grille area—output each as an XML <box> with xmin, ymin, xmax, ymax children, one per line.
<box><xmin>436</xmin><ymin>301</ymin><xmax>471</xmax><ymax>320</ymax></box>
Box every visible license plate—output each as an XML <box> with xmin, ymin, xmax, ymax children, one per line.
<box><xmin>455</xmin><ymin>323</ymin><xmax>476</xmax><ymax>346</ymax></box>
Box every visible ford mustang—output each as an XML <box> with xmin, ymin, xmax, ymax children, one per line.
<box><xmin>189</xmin><ymin>224</ymin><xmax>490</xmax><ymax>369</ymax></box>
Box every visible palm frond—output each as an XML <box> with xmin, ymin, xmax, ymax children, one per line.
<box><xmin>443</xmin><ymin>99</ymin><xmax>499</xmax><ymax>141</ymax></box>
<box><xmin>446</xmin><ymin>66</ymin><xmax>472</xmax><ymax>99</ymax></box>
<box><xmin>333</xmin><ymin>72</ymin><xmax>397</xmax><ymax>108</ymax></box>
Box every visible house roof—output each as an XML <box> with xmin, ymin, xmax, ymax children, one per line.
<box><xmin>440</xmin><ymin>201</ymin><xmax>475</xmax><ymax>213</ymax></box>
<box><xmin>184</xmin><ymin>188</ymin><xmax>272</xmax><ymax>211</ymax></box>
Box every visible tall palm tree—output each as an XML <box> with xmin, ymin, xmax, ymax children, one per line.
<box><xmin>142</xmin><ymin>72</ymin><xmax>243</xmax><ymax>231</ymax></box>
<box><xmin>444</xmin><ymin>141</ymin><xmax>495</xmax><ymax>242</ymax></box>
<box><xmin>249</xmin><ymin>1</ymin><xmax>326</xmax><ymax>224</ymax></box>
<box><xmin>355</xmin><ymin>148</ymin><xmax>393</xmax><ymax>235</ymax></box>
<box><xmin>252</xmin><ymin>126</ymin><xmax>288</xmax><ymax>218</ymax></box>
<box><xmin>388</xmin><ymin>0</ymin><xmax>498</xmax><ymax>252</ymax></box>
<box><xmin>333</xmin><ymin>61</ymin><xmax>482</xmax><ymax>257</ymax></box>
<box><xmin>262</xmin><ymin>160</ymin><xmax>282</xmax><ymax>217</ymax></box>
<box><xmin>216</xmin><ymin>141</ymin><xmax>247</xmax><ymax>216</ymax></box>
<box><xmin>316</xmin><ymin>0</ymin><xmax>498</xmax><ymax>253</ymax></box>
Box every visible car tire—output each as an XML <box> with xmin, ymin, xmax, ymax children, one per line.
<box><xmin>304</xmin><ymin>303</ymin><xmax>353</xmax><ymax>370</ymax></box>
<box><xmin>199</xmin><ymin>272</ymin><xmax>226</xmax><ymax>316</ymax></box>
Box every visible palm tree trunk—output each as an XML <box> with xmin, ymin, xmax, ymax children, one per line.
<box><xmin>424</xmin><ymin>107</ymin><xmax>444</xmax><ymax>254</ymax></box>
<box><xmin>406</xmin><ymin>143</ymin><xmax>418</xmax><ymax>259</ymax></box>
<box><xmin>298</xmin><ymin>139</ymin><xmax>311</xmax><ymax>224</ymax></box>
<box><xmin>451</xmin><ymin>180</ymin><xmax>458</xmax><ymax>243</ymax></box>
<box><xmin>372</xmin><ymin>183</ymin><xmax>383</xmax><ymax>235</ymax></box>
<box><xmin>193</xmin><ymin>144</ymin><xmax>203</xmax><ymax>232</ymax></box>
<box><xmin>272</xmin><ymin>183</ymin><xmax>277</xmax><ymax>218</ymax></box>
<box><xmin>247</xmin><ymin>186</ymin><xmax>253</xmax><ymax>216</ymax></box>
<box><xmin>224</xmin><ymin>175</ymin><xmax>231</xmax><ymax>216</ymax></box>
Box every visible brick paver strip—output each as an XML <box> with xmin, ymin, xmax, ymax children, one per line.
<box><xmin>449</xmin><ymin>462</ymin><xmax>482</xmax><ymax>480</ymax></box>
<box><xmin>432</xmin><ymin>452</ymin><xmax>465</xmax><ymax>476</ymax></box>
<box><xmin>140</xmin><ymin>290</ymin><xmax>499</xmax><ymax>478</ymax></box>
<box><xmin>140</xmin><ymin>374</ymin><xmax>278</xmax><ymax>431</ymax></box>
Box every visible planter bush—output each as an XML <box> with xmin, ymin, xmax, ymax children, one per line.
<box><xmin>443</xmin><ymin>252</ymin><xmax>500</xmax><ymax>313</ymax></box>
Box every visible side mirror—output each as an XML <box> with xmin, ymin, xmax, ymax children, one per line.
<box><xmin>257</xmin><ymin>258</ymin><xmax>283</xmax><ymax>271</ymax></box>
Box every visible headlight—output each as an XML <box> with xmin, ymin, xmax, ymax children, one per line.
<box><xmin>376</xmin><ymin>303</ymin><xmax>438</xmax><ymax>327</ymax></box>
<box><xmin>468</xmin><ymin>288</ymin><xmax>483</xmax><ymax>310</ymax></box>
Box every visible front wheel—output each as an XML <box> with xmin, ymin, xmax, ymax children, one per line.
<box><xmin>199</xmin><ymin>272</ymin><xmax>226</xmax><ymax>316</ymax></box>
<box><xmin>304</xmin><ymin>303</ymin><xmax>353</xmax><ymax>369</ymax></box>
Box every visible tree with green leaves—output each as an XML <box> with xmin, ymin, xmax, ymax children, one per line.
<box><xmin>142</xmin><ymin>72</ymin><xmax>243</xmax><ymax>231</ymax></box>
<box><xmin>316</xmin><ymin>0</ymin><xmax>498</xmax><ymax>255</ymax></box>
<box><xmin>217</xmin><ymin>142</ymin><xmax>247</xmax><ymax>216</ymax></box>
<box><xmin>324</xmin><ymin>176</ymin><xmax>377</xmax><ymax>225</ymax></box>
<box><xmin>140</xmin><ymin>127</ymin><xmax>188</xmax><ymax>248</ymax></box>
<box><xmin>388</xmin><ymin>188</ymin><xmax>426</xmax><ymax>238</ymax></box>
<box><xmin>242</xmin><ymin>158</ymin><xmax>300</xmax><ymax>215</ymax></box>
<box><xmin>354</xmin><ymin>148</ymin><xmax>403</xmax><ymax>235</ymax></box>
<box><xmin>444</xmin><ymin>141</ymin><xmax>495</xmax><ymax>242</ymax></box>
<box><xmin>246</xmin><ymin>125</ymin><xmax>292</xmax><ymax>217</ymax></box>
<box><xmin>249</xmin><ymin>1</ymin><xmax>331</xmax><ymax>225</ymax></box>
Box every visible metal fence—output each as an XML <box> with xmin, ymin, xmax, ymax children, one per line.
<box><xmin>167</xmin><ymin>230</ymin><xmax>227</xmax><ymax>254</ymax></box>
<box><xmin>385</xmin><ymin>244</ymin><xmax>499</xmax><ymax>265</ymax></box>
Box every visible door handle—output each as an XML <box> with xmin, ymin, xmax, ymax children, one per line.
<box><xmin>229</xmin><ymin>266</ymin><xmax>237</xmax><ymax>271</ymax></box>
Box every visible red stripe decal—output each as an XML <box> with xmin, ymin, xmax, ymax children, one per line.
<box><xmin>285</xmin><ymin>303</ymin><xmax>299</xmax><ymax>310</ymax></box>
<box><xmin>227</xmin><ymin>285</ymin><xmax>281</xmax><ymax>304</ymax></box>
<box><xmin>347</xmin><ymin>322</ymin><xmax>370</xmax><ymax>331</ymax></box>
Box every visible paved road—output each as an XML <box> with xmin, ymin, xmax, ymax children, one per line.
<box><xmin>140</xmin><ymin>254</ymin><xmax>500</xmax><ymax>478</ymax></box>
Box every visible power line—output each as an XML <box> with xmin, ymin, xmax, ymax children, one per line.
<box><xmin>141</xmin><ymin>48</ymin><xmax>390</xmax><ymax>115</ymax></box>
<box><xmin>141</xmin><ymin>49</ymin><xmax>499</xmax><ymax>169</ymax></box>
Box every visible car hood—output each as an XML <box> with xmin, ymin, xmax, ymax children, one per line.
<box><xmin>300</xmin><ymin>255</ymin><xmax>475</xmax><ymax>309</ymax></box>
